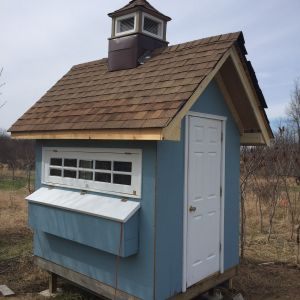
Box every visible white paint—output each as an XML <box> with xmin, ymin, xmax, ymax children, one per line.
<box><xmin>141</xmin><ymin>12</ymin><xmax>164</xmax><ymax>39</ymax></box>
<box><xmin>42</xmin><ymin>147</ymin><xmax>142</xmax><ymax>198</ymax></box>
<box><xmin>26</xmin><ymin>187</ymin><xmax>141</xmax><ymax>223</ymax></box>
<box><xmin>183</xmin><ymin>113</ymin><xmax>226</xmax><ymax>290</ymax></box>
<box><xmin>0</xmin><ymin>285</ymin><xmax>15</xmax><ymax>296</ymax></box>
<box><xmin>115</xmin><ymin>12</ymin><xmax>138</xmax><ymax>37</ymax></box>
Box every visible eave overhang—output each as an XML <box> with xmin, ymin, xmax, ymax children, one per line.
<box><xmin>10</xmin><ymin>45</ymin><xmax>273</xmax><ymax>146</ymax></box>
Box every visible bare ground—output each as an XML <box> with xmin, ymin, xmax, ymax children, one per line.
<box><xmin>0</xmin><ymin>182</ymin><xmax>299</xmax><ymax>299</ymax></box>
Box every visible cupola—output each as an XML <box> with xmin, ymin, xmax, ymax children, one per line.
<box><xmin>108</xmin><ymin>0</ymin><xmax>171</xmax><ymax>71</ymax></box>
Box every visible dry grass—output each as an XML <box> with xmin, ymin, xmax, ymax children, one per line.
<box><xmin>243</xmin><ymin>194</ymin><xmax>299</xmax><ymax>264</ymax></box>
<box><xmin>0</xmin><ymin>188</ymin><xmax>48</xmax><ymax>297</ymax></box>
<box><xmin>233</xmin><ymin>193</ymin><xmax>300</xmax><ymax>300</ymax></box>
<box><xmin>0</xmin><ymin>168</ymin><xmax>299</xmax><ymax>299</ymax></box>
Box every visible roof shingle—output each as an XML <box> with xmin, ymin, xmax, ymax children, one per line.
<box><xmin>10</xmin><ymin>32</ymin><xmax>243</xmax><ymax>133</ymax></box>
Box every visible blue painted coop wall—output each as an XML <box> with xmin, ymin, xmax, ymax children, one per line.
<box><xmin>32</xmin><ymin>80</ymin><xmax>240</xmax><ymax>300</ymax></box>
<box><xmin>34</xmin><ymin>140</ymin><xmax>157</xmax><ymax>300</ymax></box>
<box><xmin>190</xmin><ymin>80</ymin><xmax>241</xmax><ymax>271</ymax></box>
<box><xmin>154</xmin><ymin>80</ymin><xmax>240</xmax><ymax>299</ymax></box>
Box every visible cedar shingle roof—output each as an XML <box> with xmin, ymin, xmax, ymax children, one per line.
<box><xmin>10</xmin><ymin>32</ymin><xmax>245</xmax><ymax>133</ymax></box>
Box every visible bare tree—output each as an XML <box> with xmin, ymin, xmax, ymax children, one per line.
<box><xmin>0</xmin><ymin>68</ymin><xmax>6</xmax><ymax>109</ymax></box>
<box><xmin>286</xmin><ymin>78</ymin><xmax>300</xmax><ymax>146</ymax></box>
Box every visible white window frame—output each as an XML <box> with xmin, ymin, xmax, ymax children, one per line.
<box><xmin>142</xmin><ymin>12</ymin><xmax>163</xmax><ymax>39</ymax></box>
<box><xmin>42</xmin><ymin>147</ymin><xmax>142</xmax><ymax>199</ymax></box>
<box><xmin>115</xmin><ymin>13</ymin><xmax>137</xmax><ymax>37</ymax></box>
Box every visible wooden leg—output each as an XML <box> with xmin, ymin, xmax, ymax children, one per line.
<box><xmin>49</xmin><ymin>273</ymin><xmax>57</xmax><ymax>294</ymax></box>
<box><xmin>228</xmin><ymin>278</ymin><xmax>233</xmax><ymax>290</ymax></box>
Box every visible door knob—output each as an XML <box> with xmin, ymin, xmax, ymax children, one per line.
<box><xmin>189</xmin><ymin>206</ymin><xmax>196</xmax><ymax>212</ymax></box>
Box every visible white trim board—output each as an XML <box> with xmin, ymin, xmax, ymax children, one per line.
<box><xmin>42</xmin><ymin>147</ymin><xmax>142</xmax><ymax>199</ymax></box>
<box><xmin>182</xmin><ymin>113</ymin><xmax>226</xmax><ymax>291</ymax></box>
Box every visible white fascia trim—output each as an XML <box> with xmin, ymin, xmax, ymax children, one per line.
<box><xmin>187</xmin><ymin>111</ymin><xmax>227</xmax><ymax>122</ymax></box>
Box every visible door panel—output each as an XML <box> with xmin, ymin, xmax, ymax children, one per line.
<box><xmin>187</xmin><ymin>116</ymin><xmax>222</xmax><ymax>287</ymax></box>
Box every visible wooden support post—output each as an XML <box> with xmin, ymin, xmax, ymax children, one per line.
<box><xmin>49</xmin><ymin>272</ymin><xmax>58</xmax><ymax>294</ymax></box>
<box><xmin>228</xmin><ymin>278</ymin><xmax>233</xmax><ymax>290</ymax></box>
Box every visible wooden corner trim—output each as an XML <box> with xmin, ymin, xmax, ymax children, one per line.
<box><xmin>10</xmin><ymin>128</ymin><xmax>164</xmax><ymax>141</ymax></box>
<box><xmin>215</xmin><ymin>72</ymin><xmax>244</xmax><ymax>135</ymax></box>
<box><xmin>241</xmin><ymin>132</ymin><xmax>266</xmax><ymax>146</ymax></box>
<box><xmin>162</xmin><ymin>50</ymin><xmax>232</xmax><ymax>141</ymax></box>
<box><xmin>229</xmin><ymin>47</ymin><xmax>272</xmax><ymax>145</ymax></box>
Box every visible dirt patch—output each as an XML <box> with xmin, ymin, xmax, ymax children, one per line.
<box><xmin>234</xmin><ymin>260</ymin><xmax>300</xmax><ymax>300</ymax></box>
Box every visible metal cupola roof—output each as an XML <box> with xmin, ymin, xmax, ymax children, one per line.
<box><xmin>108</xmin><ymin>0</ymin><xmax>172</xmax><ymax>21</ymax></box>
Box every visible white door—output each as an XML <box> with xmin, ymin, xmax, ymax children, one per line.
<box><xmin>186</xmin><ymin>115</ymin><xmax>223</xmax><ymax>287</ymax></box>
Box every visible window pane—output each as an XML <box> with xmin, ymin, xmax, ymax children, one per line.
<box><xmin>113</xmin><ymin>174</ymin><xmax>131</xmax><ymax>186</ymax></box>
<box><xmin>118</xmin><ymin>17</ymin><xmax>134</xmax><ymax>32</ymax></box>
<box><xmin>143</xmin><ymin>17</ymin><xmax>159</xmax><ymax>35</ymax></box>
<box><xmin>79</xmin><ymin>171</ymin><xmax>93</xmax><ymax>180</ymax></box>
<box><xmin>114</xmin><ymin>161</ymin><xmax>132</xmax><ymax>172</ymax></box>
<box><xmin>50</xmin><ymin>158</ymin><xmax>62</xmax><ymax>166</ymax></box>
<box><xmin>64</xmin><ymin>159</ymin><xmax>77</xmax><ymax>168</ymax></box>
<box><xmin>64</xmin><ymin>170</ymin><xmax>77</xmax><ymax>179</ymax></box>
<box><xmin>50</xmin><ymin>168</ymin><xmax>62</xmax><ymax>177</ymax></box>
<box><xmin>95</xmin><ymin>161</ymin><xmax>111</xmax><ymax>170</ymax></box>
<box><xmin>95</xmin><ymin>172</ymin><xmax>111</xmax><ymax>183</ymax></box>
<box><xmin>79</xmin><ymin>160</ymin><xmax>93</xmax><ymax>169</ymax></box>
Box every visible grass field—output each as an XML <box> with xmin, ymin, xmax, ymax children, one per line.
<box><xmin>0</xmin><ymin>168</ymin><xmax>299</xmax><ymax>299</ymax></box>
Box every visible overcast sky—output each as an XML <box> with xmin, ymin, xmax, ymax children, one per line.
<box><xmin>1</xmin><ymin>0</ymin><xmax>300</xmax><ymax>130</ymax></box>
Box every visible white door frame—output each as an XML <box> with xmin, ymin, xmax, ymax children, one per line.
<box><xmin>182</xmin><ymin>112</ymin><xmax>227</xmax><ymax>292</ymax></box>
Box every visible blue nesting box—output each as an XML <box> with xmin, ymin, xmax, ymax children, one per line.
<box><xmin>10</xmin><ymin>1</ymin><xmax>273</xmax><ymax>299</ymax></box>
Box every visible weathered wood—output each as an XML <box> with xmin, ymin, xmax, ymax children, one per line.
<box><xmin>0</xmin><ymin>285</ymin><xmax>15</xmax><ymax>296</ymax></box>
<box><xmin>229</xmin><ymin>47</ymin><xmax>272</xmax><ymax>145</ymax></box>
<box><xmin>162</xmin><ymin>50</ymin><xmax>232</xmax><ymax>141</ymax></box>
<box><xmin>240</xmin><ymin>132</ymin><xmax>265</xmax><ymax>145</ymax></box>
<box><xmin>11</xmin><ymin>128</ymin><xmax>163</xmax><ymax>141</ymax></box>
<box><xmin>215</xmin><ymin>72</ymin><xmax>244</xmax><ymax>134</ymax></box>
<box><xmin>169</xmin><ymin>266</ymin><xmax>238</xmax><ymax>300</ymax></box>
<box><xmin>49</xmin><ymin>272</ymin><xmax>58</xmax><ymax>294</ymax></box>
<box><xmin>35</xmin><ymin>256</ymin><xmax>140</xmax><ymax>300</ymax></box>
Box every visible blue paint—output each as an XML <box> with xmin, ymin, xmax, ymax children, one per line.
<box><xmin>32</xmin><ymin>81</ymin><xmax>240</xmax><ymax>299</ymax></box>
<box><xmin>28</xmin><ymin>202</ymin><xmax>139</xmax><ymax>257</ymax></box>
<box><xmin>33</xmin><ymin>140</ymin><xmax>157</xmax><ymax>300</ymax></box>
<box><xmin>155</xmin><ymin>125</ymin><xmax>185</xmax><ymax>299</ymax></box>
<box><xmin>190</xmin><ymin>80</ymin><xmax>240</xmax><ymax>270</ymax></box>
<box><xmin>154</xmin><ymin>80</ymin><xmax>240</xmax><ymax>299</ymax></box>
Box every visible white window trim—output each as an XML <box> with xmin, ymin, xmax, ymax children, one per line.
<box><xmin>42</xmin><ymin>147</ymin><xmax>142</xmax><ymax>199</ymax></box>
<box><xmin>115</xmin><ymin>13</ymin><xmax>138</xmax><ymax>37</ymax></box>
<box><xmin>142</xmin><ymin>12</ymin><xmax>163</xmax><ymax>39</ymax></box>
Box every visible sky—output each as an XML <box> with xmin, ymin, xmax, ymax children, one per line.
<box><xmin>1</xmin><ymin>0</ymin><xmax>300</xmax><ymax>130</ymax></box>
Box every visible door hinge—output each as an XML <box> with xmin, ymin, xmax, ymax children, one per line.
<box><xmin>220</xmin><ymin>243</ymin><xmax>222</xmax><ymax>252</ymax></box>
<box><xmin>221</xmin><ymin>132</ymin><xmax>224</xmax><ymax>143</ymax></box>
<box><xmin>220</xmin><ymin>186</ymin><xmax>223</xmax><ymax>197</ymax></box>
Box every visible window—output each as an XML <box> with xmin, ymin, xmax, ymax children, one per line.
<box><xmin>115</xmin><ymin>13</ymin><xmax>137</xmax><ymax>36</ymax></box>
<box><xmin>142</xmin><ymin>13</ymin><xmax>163</xmax><ymax>39</ymax></box>
<box><xmin>43</xmin><ymin>148</ymin><xmax>142</xmax><ymax>198</ymax></box>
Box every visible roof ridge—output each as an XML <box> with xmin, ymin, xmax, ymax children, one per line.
<box><xmin>167</xmin><ymin>31</ymin><xmax>242</xmax><ymax>51</ymax></box>
<box><xmin>71</xmin><ymin>32</ymin><xmax>242</xmax><ymax>71</ymax></box>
